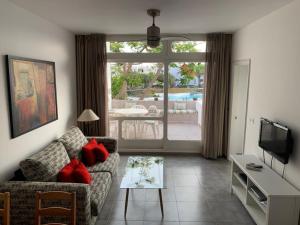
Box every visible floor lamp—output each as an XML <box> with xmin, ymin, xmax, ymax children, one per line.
<box><xmin>77</xmin><ymin>109</ymin><xmax>99</xmax><ymax>135</ymax></box>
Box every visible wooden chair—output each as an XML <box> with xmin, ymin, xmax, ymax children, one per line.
<box><xmin>35</xmin><ymin>191</ymin><xmax>76</xmax><ymax>225</ymax></box>
<box><xmin>0</xmin><ymin>192</ymin><xmax>10</xmax><ymax>225</ymax></box>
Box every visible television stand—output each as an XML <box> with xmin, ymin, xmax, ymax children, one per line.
<box><xmin>230</xmin><ymin>154</ymin><xmax>300</xmax><ymax>225</ymax></box>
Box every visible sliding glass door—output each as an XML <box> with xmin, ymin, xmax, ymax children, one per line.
<box><xmin>167</xmin><ymin>62</ymin><xmax>205</xmax><ymax>141</ymax></box>
<box><xmin>106</xmin><ymin>37</ymin><xmax>206</xmax><ymax>151</ymax></box>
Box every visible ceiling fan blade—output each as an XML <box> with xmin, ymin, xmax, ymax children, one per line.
<box><xmin>160</xmin><ymin>35</ymin><xmax>191</xmax><ymax>41</ymax></box>
<box><xmin>126</xmin><ymin>38</ymin><xmax>147</xmax><ymax>42</ymax></box>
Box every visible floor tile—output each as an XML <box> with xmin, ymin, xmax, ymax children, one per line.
<box><xmin>144</xmin><ymin>222</ymin><xmax>180</xmax><ymax>225</ymax></box>
<box><xmin>128</xmin><ymin>189</ymin><xmax>146</xmax><ymax>201</ymax></box>
<box><xmin>173</xmin><ymin>174</ymin><xmax>200</xmax><ymax>187</ymax></box>
<box><xmin>215</xmin><ymin>222</ymin><xmax>255</xmax><ymax>225</ymax></box>
<box><xmin>171</xmin><ymin>167</ymin><xmax>196</xmax><ymax>175</ymax></box>
<box><xmin>109</xmin><ymin>201</ymin><xmax>145</xmax><ymax>221</ymax></box>
<box><xmin>145</xmin><ymin>189</ymin><xmax>176</xmax><ymax>202</ymax></box>
<box><xmin>96</xmin><ymin>220</ymin><xmax>108</xmax><ymax>225</ymax></box>
<box><xmin>177</xmin><ymin>201</ymin><xmax>213</xmax><ymax>222</ymax></box>
<box><xmin>144</xmin><ymin>201</ymin><xmax>179</xmax><ymax>221</ymax></box>
<box><xmin>175</xmin><ymin>187</ymin><xmax>207</xmax><ymax>202</ymax></box>
<box><xmin>207</xmin><ymin>201</ymin><xmax>253</xmax><ymax>223</ymax></box>
<box><xmin>105</xmin><ymin>220</ymin><xmax>144</xmax><ymax>225</ymax></box>
<box><xmin>203</xmin><ymin>187</ymin><xmax>237</xmax><ymax>202</ymax></box>
<box><xmin>180</xmin><ymin>222</ymin><xmax>216</xmax><ymax>225</ymax></box>
<box><xmin>99</xmin><ymin>200</ymin><xmax>115</xmax><ymax>220</ymax></box>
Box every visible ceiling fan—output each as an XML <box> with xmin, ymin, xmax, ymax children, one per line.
<box><xmin>132</xmin><ymin>9</ymin><xmax>190</xmax><ymax>48</ymax></box>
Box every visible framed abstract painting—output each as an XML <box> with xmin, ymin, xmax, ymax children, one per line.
<box><xmin>6</xmin><ymin>56</ymin><xmax>58</xmax><ymax>138</ymax></box>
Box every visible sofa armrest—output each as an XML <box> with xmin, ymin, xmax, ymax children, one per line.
<box><xmin>0</xmin><ymin>181</ymin><xmax>92</xmax><ymax>225</ymax></box>
<box><xmin>87</xmin><ymin>136</ymin><xmax>118</xmax><ymax>153</ymax></box>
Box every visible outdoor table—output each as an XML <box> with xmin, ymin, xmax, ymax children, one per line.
<box><xmin>109</xmin><ymin>108</ymin><xmax>149</xmax><ymax>138</ymax></box>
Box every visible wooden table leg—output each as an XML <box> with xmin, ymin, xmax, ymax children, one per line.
<box><xmin>124</xmin><ymin>188</ymin><xmax>129</xmax><ymax>217</ymax></box>
<box><xmin>159</xmin><ymin>189</ymin><xmax>164</xmax><ymax>217</ymax></box>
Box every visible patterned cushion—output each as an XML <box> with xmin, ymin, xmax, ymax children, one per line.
<box><xmin>90</xmin><ymin>172</ymin><xmax>112</xmax><ymax>216</ymax></box>
<box><xmin>59</xmin><ymin>127</ymin><xmax>88</xmax><ymax>159</ymax></box>
<box><xmin>87</xmin><ymin>153</ymin><xmax>120</xmax><ymax>176</ymax></box>
<box><xmin>20</xmin><ymin>141</ymin><xmax>70</xmax><ymax>182</ymax></box>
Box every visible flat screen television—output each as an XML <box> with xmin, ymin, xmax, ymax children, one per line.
<box><xmin>259</xmin><ymin>118</ymin><xmax>293</xmax><ymax>164</ymax></box>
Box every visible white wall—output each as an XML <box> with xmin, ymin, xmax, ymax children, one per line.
<box><xmin>232</xmin><ymin>0</ymin><xmax>300</xmax><ymax>189</ymax></box>
<box><xmin>0</xmin><ymin>0</ymin><xmax>76</xmax><ymax>181</ymax></box>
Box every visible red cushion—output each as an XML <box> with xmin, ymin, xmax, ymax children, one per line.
<box><xmin>82</xmin><ymin>139</ymin><xmax>98</xmax><ymax>166</ymax></box>
<box><xmin>70</xmin><ymin>158</ymin><xmax>80</xmax><ymax>167</ymax></box>
<box><xmin>73</xmin><ymin>161</ymin><xmax>92</xmax><ymax>184</ymax></box>
<box><xmin>89</xmin><ymin>138</ymin><xmax>97</xmax><ymax>145</ymax></box>
<box><xmin>94</xmin><ymin>143</ymin><xmax>110</xmax><ymax>162</ymax></box>
<box><xmin>58</xmin><ymin>159</ymin><xmax>80</xmax><ymax>183</ymax></box>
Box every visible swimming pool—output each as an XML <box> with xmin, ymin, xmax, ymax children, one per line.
<box><xmin>157</xmin><ymin>92</ymin><xmax>203</xmax><ymax>101</ymax></box>
<box><xmin>130</xmin><ymin>92</ymin><xmax>203</xmax><ymax>101</ymax></box>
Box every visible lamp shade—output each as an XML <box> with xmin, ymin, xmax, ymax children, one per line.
<box><xmin>78</xmin><ymin>109</ymin><xmax>99</xmax><ymax>122</ymax></box>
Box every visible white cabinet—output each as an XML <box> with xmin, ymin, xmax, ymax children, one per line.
<box><xmin>230</xmin><ymin>154</ymin><xmax>300</xmax><ymax>225</ymax></box>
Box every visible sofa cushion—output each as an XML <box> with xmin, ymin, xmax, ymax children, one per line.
<box><xmin>59</xmin><ymin>127</ymin><xmax>88</xmax><ymax>159</ymax></box>
<box><xmin>58</xmin><ymin>159</ymin><xmax>80</xmax><ymax>183</ymax></box>
<box><xmin>20</xmin><ymin>141</ymin><xmax>70</xmax><ymax>181</ymax></box>
<box><xmin>94</xmin><ymin>143</ymin><xmax>110</xmax><ymax>162</ymax></box>
<box><xmin>73</xmin><ymin>161</ymin><xmax>92</xmax><ymax>184</ymax></box>
<box><xmin>87</xmin><ymin>153</ymin><xmax>120</xmax><ymax>176</ymax></box>
<box><xmin>82</xmin><ymin>139</ymin><xmax>98</xmax><ymax>166</ymax></box>
<box><xmin>87</xmin><ymin>137</ymin><xmax>118</xmax><ymax>153</ymax></box>
<box><xmin>90</xmin><ymin>172</ymin><xmax>112</xmax><ymax>216</ymax></box>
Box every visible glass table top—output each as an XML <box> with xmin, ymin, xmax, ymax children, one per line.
<box><xmin>120</xmin><ymin>156</ymin><xmax>165</xmax><ymax>189</ymax></box>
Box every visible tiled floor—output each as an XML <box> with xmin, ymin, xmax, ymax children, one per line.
<box><xmin>96</xmin><ymin>155</ymin><xmax>255</xmax><ymax>225</ymax></box>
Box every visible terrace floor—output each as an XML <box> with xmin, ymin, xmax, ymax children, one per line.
<box><xmin>109</xmin><ymin>122</ymin><xmax>201</xmax><ymax>141</ymax></box>
<box><xmin>168</xmin><ymin>124</ymin><xmax>201</xmax><ymax>140</ymax></box>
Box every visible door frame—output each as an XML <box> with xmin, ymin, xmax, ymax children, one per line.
<box><xmin>228</xmin><ymin>59</ymin><xmax>251</xmax><ymax>156</ymax></box>
<box><xmin>107</xmin><ymin>35</ymin><xmax>206</xmax><ymax>152</ymax></box>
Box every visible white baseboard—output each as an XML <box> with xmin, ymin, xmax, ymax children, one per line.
<box><xmin>118</xmin><ymin>148</ymin><xmax>202</xmax><ymax>154</ymax></box>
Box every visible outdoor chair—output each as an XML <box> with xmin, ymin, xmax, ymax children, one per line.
<box><xmin>144</xmin><ymin>105</ymin><xmax>161</xmax><ymax>138</ymax></box>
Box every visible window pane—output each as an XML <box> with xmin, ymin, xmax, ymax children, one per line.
<box><xmin>167</xmin><ymin>62</ymin><xmax>205</xmax><ymax>140</ymax></box>
<box><xmin>106</xmin><ymin>41</ymin><xmax>162</xmax><ymax>53</ymax></box>
<box><xmin>108</xmin><ymin>62</ymin><xmax>164</xmax><ymax>140</ymax></box>
<box><xmin>171</xmin><ymin>41</ymin><xmax>206</xmax><ymax>53</ymax></box>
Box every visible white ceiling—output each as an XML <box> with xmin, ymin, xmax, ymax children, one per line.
<box><xmin>10</xmin><ymin>0</ymin><xmax>293</xmax><ymax>34</ymax></box>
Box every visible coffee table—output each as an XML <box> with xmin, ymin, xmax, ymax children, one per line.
<box><xmin>120</xmin><ymin>156</ymin><xmax>165</xmax><ymax>217</ymax></box>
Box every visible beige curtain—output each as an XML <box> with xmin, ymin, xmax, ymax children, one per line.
<box><xmin>202</xmin><ymin>33</ymin><xmax>232</xmax><ymax>159</ymax></box>
<box><xmin>75</xmin><ymin>34</ymin><xmax>108</xmax><ymax>136</ymax></box>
